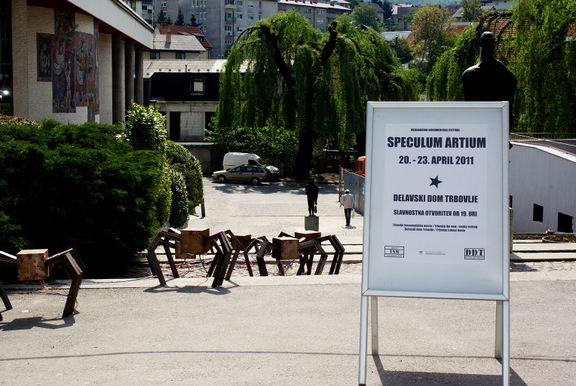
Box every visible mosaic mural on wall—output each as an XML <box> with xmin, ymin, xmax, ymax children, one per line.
<box><xmin>36</xmin><ymin>10</ymin><xmax>99</xmax><ymax>120</ymax></box>
<box><xmin>53</xmin><ymin>10</ymin><xmax>75</xmax><ymax>113</ymax></box>
<box><xmin>36</xmin><ymin>34</ymin><xmax>53</xmax><ymax>81</ymax></box>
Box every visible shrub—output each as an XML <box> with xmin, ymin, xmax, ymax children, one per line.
<box><xmin>165</xmin><ymin>140</ymin><xmax>204</xmax><ymax>208</ymax></box>
<box><xmin>124</xmin><ymin>103</ymin><xmax>167</xmax><ymax>152</ymax></box>
<box><xmin>0</xmin><ymin>120</ymin><xmax>171</xmax><ymax>276</ymax></box>
<box><xmin>168</xmin><ymin>168</ymin><xmax>189</xmax><ymax>228</ymax></box>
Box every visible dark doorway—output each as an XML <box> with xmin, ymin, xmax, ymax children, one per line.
<box><xmin>169</xmin><ymin>111</ymin><xmax>181</xmax><ymax>141</ymax></box>
<box><xmin>558</xmin><ymin>212</ymin><xmax>573</xmax><ymax>233</ymax></box>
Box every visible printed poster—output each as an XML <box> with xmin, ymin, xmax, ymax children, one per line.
<box><xmin>363</xmin><ymin>103</ymin><xmax>509</xmax><ymax>298</ymax></box>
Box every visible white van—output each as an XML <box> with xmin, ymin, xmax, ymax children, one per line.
<box><xmin>222</xmin><ymin>152</ymin><xmax>279</xmax><ymax>179</ymax></box>
<box><xmin>223</xmin><ymin>152</ymin><xmax>261</xmax><ymax>170</ymax></box>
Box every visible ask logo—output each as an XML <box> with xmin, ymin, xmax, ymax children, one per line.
<box><xmin>384</xmin><ymin>246</ymin><xmax>405</xmax><ymax>258</ymax></box>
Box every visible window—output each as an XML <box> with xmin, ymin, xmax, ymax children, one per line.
<box><xmin>533</xmin><ymin>204</ymin><xmax>543</xmax><ymax>222</ymax></box>
<box><xmin>175</xmin><ymin>52</ymin><xmax>186</xmax><ymax>59</ymax></box>
<box><xmin>149</xmin><ymin>51</ymin><xmax>160</xmax><ymax>59</ymax></box>
<box><xmin>191</xmin><ymin>78</ymin><xmax>205</xmax><ymax>95</ymax></box>
<box><xmin>558</xmin><ymin>212</ymin><xmax>573</xmax><ymax>233</ymax></box>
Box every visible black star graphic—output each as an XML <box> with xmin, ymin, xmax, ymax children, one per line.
<box><xmin>430</xmin><ymin>176</ymin><xmax>442</xmax><ymax>188</ymax></box>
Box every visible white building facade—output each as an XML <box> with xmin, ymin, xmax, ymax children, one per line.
<box><xmin>4</xmin><ymin>0</ymin><xmax>153</xmax><ymax>124</ymax></box>
<box><xmin>509</xmin><ymin>140</ymin><xmax>576</xmax><ymax>234</ymax></box>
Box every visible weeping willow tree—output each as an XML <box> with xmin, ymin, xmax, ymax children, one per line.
<box><xmin>216</xmin><ymin>11</ymin><xmax>416</xmax><ymax>178</ymax></box>
<box><xmin>428</xmin><ymin>3</ymin><xmax>575</xmax><ymax>135</ymax></box>
<box><xmin>426</xmin><ymin>13</ymin><xmax>515</xmax><ymax>102</ymax></box>
<box><xmin>513</xmin><ymin>0</ymin><xmax>576</xmax><ymax>135</ymax></box>
<box><xmin>426</xmin><ymin>26</ymin><xmax>478</xmax><ymax>101</ymax></box>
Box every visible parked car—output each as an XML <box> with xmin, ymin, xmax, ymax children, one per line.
<box><xmin>211</xmin><ymin>164</ymin><xmax>270</xmax><ymax>185</ymax></box>
<box><xmin>222</xmin><ymin>152</ymin><xmax>280</xmax><ymax>180</ymax></box>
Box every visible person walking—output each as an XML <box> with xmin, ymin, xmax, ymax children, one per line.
<box><xmin>340</xmin><ymin>189</ymin><xmax>354</xmax><ymax>227</ymax></box>
<box><xmin>305</xmin><ymin>178</ymin><xmax>319</xmax><ymax>216</ymax></box>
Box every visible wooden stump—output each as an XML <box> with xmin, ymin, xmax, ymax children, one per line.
<box><xmin>17</xmin><ymin>249</ymin><xmax>49</xmax><ymax>281</ymax></box>
<box><xmin>295</xmin><ymin>231</ymin><xmax>321</xmax><ymax>241</ymax></box>
<box><xmin>180</xmin><ymin>228</ymin><xmax>210</xmax><ymax>257</ymax></box>
<box><xmin>272</xmin><ymin>237</ymin><xmax>300</xmax><ymax>260</ymax></box>
<box><xmin>232</xmin><ymin>234</ymin><xmax>252</xmax><ymax>250</ymax></box>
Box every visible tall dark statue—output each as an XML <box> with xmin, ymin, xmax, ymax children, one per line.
<box><xmin>305</xmin><ymin>178</ymin><xmax>319</xmax><ymax>216</ymax></box>
<box><xmin>462</xmin><ymin>32</ymin><xmax>517</xmax><ymax>123</ymax></box>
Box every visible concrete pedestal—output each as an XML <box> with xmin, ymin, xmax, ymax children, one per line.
<box><xmin>305</xmin><ymin>215</ymin><xmax>319</xmax><ymax>231</ymax></box>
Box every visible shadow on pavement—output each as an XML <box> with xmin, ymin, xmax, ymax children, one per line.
<box><xmin>373</xmin><ymin>355</ymin><xmax>528</xmax><ymax>385</ymax></box>
<box><xmin>210</xmin><ymin>181</ymin><xmax>339</xmax><ymax>195</ymax></box>
<box><xmin>143</xmin><ymin>282</ymin><xmax>237</xmax><ymax>296</ymax></box>
<box><xmin>0</xmin><ymin>315</ymin><xmax>76</xmax><ymax>331</ymax></box>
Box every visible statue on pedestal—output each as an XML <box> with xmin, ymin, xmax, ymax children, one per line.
<box><xmin>462</xmin><ymin>32</ymin><xmax>517</xmax><ymax>125</ymax></box>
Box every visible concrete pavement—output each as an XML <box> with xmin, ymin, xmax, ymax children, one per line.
<box><xmin>1</xmin><ymin>178</ymin><xmax>576</xmax><ymax>385</ymax></box>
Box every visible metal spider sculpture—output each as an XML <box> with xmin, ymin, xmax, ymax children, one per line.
<box><xmin>0</xmin><ymin>249</ymin><xmax>83</xmax><ymax>320</ymax></box>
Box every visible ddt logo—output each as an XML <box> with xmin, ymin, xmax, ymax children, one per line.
<box><xmin>464</xmin><ymin>248</ymin><xmax>485</xmax><ymax>260</ymax></box>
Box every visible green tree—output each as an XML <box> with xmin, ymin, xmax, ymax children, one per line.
<box><xmin>175</xmin><ymin>8</ymin><xmax>185</xmax><ymax>26</ymax></box>
<box><xmin>157</xmin><ymin>9</ymin><xmax>168</xmax><ymax>24</ymax></box>
<box><xmin>461</xmin><ymin>0</ymin><xmax>482</xmax><ymax>22</ymax></box>
<box><xmin>392</xmin><ymin>37</ymin><xmax>413</xmax><ymax>63</ymax></box>
<box><xmin>513</xmin><ymin>0</ymin><xmax>576</xmax><ymax>134</ymax></box>
<box><xmin>411</xmin><ymin>5</ymin><xmax>453</xmax><ymax>73</ymax></box>
<box><xmin>189</xmin><ymin>14</ymin><xmax>201</xmax><ymax>27</ymax></box>
<box><xmin>351</xmin><ymin>5</ymin><xmax>382</xmax><ymax>31</ymax></box>
<box><xmin>216</xmin><ymin>12</ymin><xmax>415</xmax><ymax>178</ymax></box>
<box><xmin>375</xmin><ymin>1</ymin><xmax>393</xmax><ymax>20</ymax></box>
<box><xmin>426</xmin><ymin>25</ymin><xmax>478</xmax><ymax>101</ymax></box>
<box><xmin>124</xmin><ymin>103</ymin><xmax>167</xmax><ymax>152</ymax></box>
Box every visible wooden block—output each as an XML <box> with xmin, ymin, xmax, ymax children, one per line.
<box><xmin>304</xmin><ymin>215</ymin><xmax>319</xmax><ymax>231</ymax></box>
<box><xmin>180</xmin><ymin>228</ymin><xmax>210</xmax><ymax>255</ymax></box>
<box><xmin>295</xmin><ymin>231</ymin><xmax>321</xmax><ymax>240</ymax></box>
<box><xmin>175</xmin><ymin>242</ymin><xmax>182</xmax><ymax>259</ymax></box>
<box><xmin>17</xmin><ymin>249</ymin><xmax>49</xmax><ymax>281</ymax></box>
<box><xmin>232</xmin><ymin>234</ymin><xmax>252</xmax><ymax>250</ymax></box>
<box><xmin>272</xmin><ymin>237</ymin><xmax>300</xmax><ymax>260</ymax></box>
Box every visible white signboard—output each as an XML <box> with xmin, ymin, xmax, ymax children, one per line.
<box><xmin>362</xmin><ymin>102</ymin><xmax>509</xmax><ymax>300</ymax></box>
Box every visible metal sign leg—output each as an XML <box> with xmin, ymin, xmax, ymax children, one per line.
<box><xmin>371</xmin><ymin>296</ymin><xmax>379</xmax><ymax>355</ymax></box>
<box><xmin>495</xmin><ymin>300</ymin><xmax>510</xmax><ymax>386</ymax></box>
<box><xmin>495</xmin><ymin>301</ymin><xmax>503</xmax><ymax>358</ymax></box>
<box><xmin>359</xmin><ymin>295</ymin><xmax>369</xmax><ymax>385</ymax></box>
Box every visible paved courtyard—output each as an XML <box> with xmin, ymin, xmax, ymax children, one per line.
<box><xmin>1</xmin><ymin>177</ymin><xmax>576</xmax><ymax>385</ymax></box>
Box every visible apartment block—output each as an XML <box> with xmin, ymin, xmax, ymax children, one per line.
<box><xmin>205</xmin><ymin>0</ymin><xmax>277</xmax><ymax>59</ymax></box>
<box><xmin>277</xmin><ymin>0</ymin><xmax>351</xmax><ymax>32</ymax></box>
